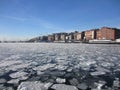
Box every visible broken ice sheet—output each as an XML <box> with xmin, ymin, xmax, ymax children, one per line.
<box><xmin>9</xmin><ymin>71</ymin><xmax>28</xmax><ymax>80</ymax></box>
<box><xmin>7</xmin><ymin>79</ymin><xmax>20</xmax><ymax>85</ymax></box>
<box><xmin>56</xmin><ymin>78</ymin><xmax>66</xmax><ymax>84</ymax></box>
<box><xmin>33</xmin><ymin>64</ymin><xmax>56</xmax><ymax>71</ymax></box>
<box><xmin>6</xmin><ymin>63</ymin><xmax>31</xmax><ymax>71</ymax></box>
<box><xmin>51</xmin><ymin>84</ymin><xmax>78</xmax><ymax>90</ymax></box>
<box><xmin>0</xmin><ymin>60</ymin><xmax>22</xmax><ymax>68</ymax></box>
<box><xmin>17</xmin><ymin>81</ymin><xmax>53</xmax><ymax>90</ymax></box>
<box><xmin>0</xmin><ymin>43</ymin><xmax>120</xmax><ymax>90</ymax></box>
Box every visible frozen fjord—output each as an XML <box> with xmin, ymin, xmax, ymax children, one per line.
<box><xmin>0</xmin><ymin>43</ymin><xmax>120</xmax><ymax>90</ymax></box>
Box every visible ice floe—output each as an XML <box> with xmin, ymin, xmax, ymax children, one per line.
<box><xmin>33</xmin><ymin>64</ymin><xmax>56</xmax><ymax>71</ymax></box>
<box><xmin>9</xmin><ymin>71</ymin><xmax>28</xmax><ymax>80</ymax></box>
<box><xmin>0</xmin><ymin>60</ymin><xmax>22</xmax><ymax>67</ymax></box>
<box><xmin>0</xmin><ymin>43</ymin><xmax>120</xmax><ymax>90</ymax></box>
<box><xmin>7</xmin><ymin>63</ymin><xmax>31</xmax><ymax>71</ymax></box>
<box><xmin>77</xmin><ymin>83</ymin><xmax>88</xmax><ymax>90</ymax></box>
<box><xmin>17</xmin><ymin>81</ymin><xmax>53</xmax><ymax>90</ymax></box>
<box><xmin>7</xmin><ymin>79</ymin><xmax>20</xmax><ymax>85</ymax></box>
<box><xmin>56</xmin><ymin>78</ymin><xmax>66</xmax><ymax>84</ymax></box>
<box><xmin>51</xmin><ymin>84</ymin><xmax>78</xmax><ymax>90</ymax></box>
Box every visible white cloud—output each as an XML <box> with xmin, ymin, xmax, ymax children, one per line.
<box><xmin>0</xmin><ymin>15</ymin><xmax>74</xmax><ymax>40</ymax></box>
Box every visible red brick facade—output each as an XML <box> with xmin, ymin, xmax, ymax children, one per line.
<box><xmin>29</xmin><ymin>27</ymin><xmax>120</xmax><ymax>42</ymax></box>
<box><xmin>96</xmin><ymin>27</ymin><xmax>116</xmax><ymax>40</ymax></box>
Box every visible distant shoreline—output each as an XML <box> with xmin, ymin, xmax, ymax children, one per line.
<box><xmin>1</xmin><ymin>41</ymin><xmax>120</xmax><ymax>44</ymax></box>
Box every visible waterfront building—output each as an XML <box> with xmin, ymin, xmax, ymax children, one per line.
<box><xmin>73</xmin><ymin>31</ymin><xmax>79</xmax><ymax>41</ymax></box>
<box><xmin>54</xmin><ymin>33</ymin><xmax>61</xmax><ymax>41</ymax></box>
<box><xmin>29</xmin><ymin>36</ymin><xmax>41</xmax><ymax>42</ymax></box>
<box><xmin>28</xmin><ymin>27</ymin><xmax>120</xmax><ymax>43</ymax></box>
<box><xmin>41</xmin><ymin>36</ymin><xmax>48</xmax><ymax>42</ymax></box>
<box><xmin>68</xmin><ymin>32</ymin><xmax>74</xmax><ymax>42</ymax></box>
<box><xmin>73</xmin><ymin>32</ymin><xmax>85</xmax><ymax>41</ymax></box>
<box><xmin>84</xmin><ymin>30</ymin><xmax>96</xmax><ymax>41</ymax></box>
<box><xmin>96</xmin><ymin>27</ymin><xmax>120</xmax><ymax>41</ymax></box>
<box><xmin>48</xmin><ymin>35</ymin><xmax>54</xmax><ymax>42</ymax></box>
<box><xmin>60</xmin><ymin>33</ymin><xmax>67</xmax><ymax>41</ymax></box>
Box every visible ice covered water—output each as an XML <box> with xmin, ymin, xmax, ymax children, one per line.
<box><xmin>0</xmin><ymin>43</ymin><xmax>120</xmax><ymax>90</ymax></box>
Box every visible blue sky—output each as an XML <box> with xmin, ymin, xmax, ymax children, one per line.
<box><xmin>0</xmin><ymin>0</ymin><xmax>120</xmax><ymax>40</ymax></box>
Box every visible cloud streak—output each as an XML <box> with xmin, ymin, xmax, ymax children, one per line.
<box><xmin>28</xmin><ymin>16</ymin><xmax>67</xmax><ymax>32</ymax></box>
<box><xmin>0</xmin><ymin>14</ymin><xmax>27</xmax><ymax>21</ymax></box>
<box><xmin>0</xmin><ymin>14</ymin><xmax>65</xmax><ymax>31</ymax></box>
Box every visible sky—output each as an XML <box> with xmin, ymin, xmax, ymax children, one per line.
<box><xmin>0</xmin><ymin>0</ymin><xmax>120</xmax><ymax>41</ymax></box>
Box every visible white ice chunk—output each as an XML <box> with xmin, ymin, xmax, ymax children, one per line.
<box><xmin>93</xmin><ymin>81</ymin><xmax>106</xmax><ymax>90</ymax></box>
<box><xmin>9</xmin><ymin>71</ymin><xmax>28</xmax><ymax>79</ymax></box>
<box><xmin>44</xmin><ymin>82</ymin><xmax>53</xmax><ymax>89</ymax></box>
<box><xmin>36</xmin><ymin>71</ymin><xmax>44</xmax><ymax>75</ymax></box>
<box><xmin>67</xmin><ymin>68</ymin><xmax>73</xmax><ymax>72</ymax></box>
<box><xmin>51</xmin><ymin>84</ymin><xmax>78</xmax><ymax>90</ymax></box>
<box><xmin>56</xmin><ymin>78</ymin><xmax>66</xmax><ymax>84</ymax></box>
<box><xmin>7</xmin><ymin>63</ymin><xmax>31</xmax><ymax>71</ymax></box>
<box><xmin>17</xmin><ymin>81</ymin><xmax>52</xmax><ymax>90</ymax></box>
<box><xmin>90</xmin><ymin>71</ymin><xmax>106</xmax><ymax>76</ymax></box>
<box><xmin>33</xmin><ymin>64</ymin><xmax>56</xmax><ymax>71</ymax></box>
<box><xmin>7</xmin><ymin>79</ymin><xmax>19</xmax><ymax>85</ymax></box>
<box><xmin>55</xmin><ymin>65</ymin><xmax>68</xmax><ymax>71</ymax></box>
<box><xmin>0</xmin><ymin>60</ymin><xmax>22</xmax><ymax>67</ymax></box>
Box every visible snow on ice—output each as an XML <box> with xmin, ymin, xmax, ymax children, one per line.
<box><xmin>0</xmin><ymin>43</ymin><xmax>120</xmax><ymax>90</ymax></box>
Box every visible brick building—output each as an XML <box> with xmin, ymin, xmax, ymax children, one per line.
<box><xmin>96</xmin><ymin>27</ymin><xmax>120</xmax><ymax>40</ymax></box>
<box><xmin>29</xmin><ymin>27</ymin><xmax>120</xmax><ymax>42</ymax></box>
